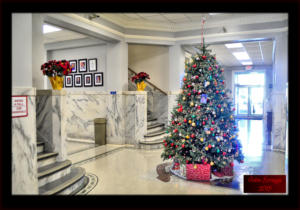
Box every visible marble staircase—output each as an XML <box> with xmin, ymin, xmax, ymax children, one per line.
<box><xmin>139</xmin><ymin>111</ymin><xmax>167</xmax><ymax>149</ymax></box>
<box><xmin>37</xmin><ymin>141</ymin><xmax>88</xmax><ymax>195</ymax></box>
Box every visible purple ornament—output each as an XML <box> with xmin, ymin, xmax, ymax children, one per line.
<box><xmin>193</xmin><ymin>89</ymin><xmax>196</xmax><ymax>93</ymax></box>
<box><xmin>215</xmin><ymin>65</ymin><xmax>218</xmax><ymax>68</ymax></box>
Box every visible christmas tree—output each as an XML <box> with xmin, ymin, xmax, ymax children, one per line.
<box><xmin>161</xmin><ymin>43</ymin><xmax>244</xmax><ymax>173</ymax></box>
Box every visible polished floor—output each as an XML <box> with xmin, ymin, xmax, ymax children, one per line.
<box><xmin>68</xmin><ymin>119</ymin><xmax>287</xmax><ymax>195</ymax></box>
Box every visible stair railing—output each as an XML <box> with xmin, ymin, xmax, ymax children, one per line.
<box><xmin>128</xmin><ymin>68</ymin><xmax>168</xmax><ymax>96</ymax></box>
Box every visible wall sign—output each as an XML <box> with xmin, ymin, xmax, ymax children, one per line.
<box><xmin>12</xmin><ymin>96</ymin><xmax>28</xmax><ymax>118</ymax></box>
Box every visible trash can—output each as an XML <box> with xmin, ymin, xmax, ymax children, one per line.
<box><xmin>94</xmin><ymin>118</ymin><xmax>106</xmax><ymax>145</ymax></box>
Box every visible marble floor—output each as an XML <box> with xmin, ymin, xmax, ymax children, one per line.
<box><xmin>70</xmin><ymin>119</ymin><xmax>287</xmax><ymax>195</ymax></box>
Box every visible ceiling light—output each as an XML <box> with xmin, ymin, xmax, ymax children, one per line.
<box><xmin>241</xmin><ymin>61</ymin><xmax>253</xmax><ymax>65</ymax></box>
<box><xmin>232</xmin><ymin>52</ymin><xmax>250</xmax><ymax>60</ymax></box>
<box><xmin>225</xmin><ymin>43</ymin><xmax>243</xmax><ymax>48</ymax></box>
<box><xmin>209</xmin><ymin>13</ymin><xmax>219</xmax><ymax>15</ymax></box>
<box><xmin>43</xmin><ymin>24</ymin><xmax>61</xmax><ymax>34</ymax></box>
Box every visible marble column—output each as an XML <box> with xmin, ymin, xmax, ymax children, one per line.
<box><xmin>12</xmin><ymin>88</ymin><xmax>38</xmax><ymax>194</ymax></box>
<box><xmin>271</xmin><ymin>32</ymin><xmax>288</xmax><ymax>152</ymax></box>
<box><xmin>36</xmin><ymin>90</ymin><xmax>67</xmax><ymax>161</ymax></box>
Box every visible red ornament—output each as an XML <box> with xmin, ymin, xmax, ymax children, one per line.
<box><xmin>188</xmin><ymin>93</ymin><xmax>191</xmax><ymax>96</ymax></box>
<box><xmin>173</xmin><ymin>129</ymin><xmax>178</xmax><ymax>133</ymax></box>
<box><xmin>208</xmin><ymin>67</ymin><xmax>212</xmax><ymax>71</ymax></box>
<box><xmin>197</xmin><ymin>105</ymin><xmax>201</xmax><ymax>110</ymax></box>
<box><xmin>216</xmin><ymin>90</ymin><xmax>219</xmax><ymax>94</ymax></box>
<box><xmin>184</xmin><ymin>119</ymin><xmax>187</xmax><ymax>123</ymax></box>
<box><xmin>183</xmin><ymin>77</ymin><xmax>187</xmax><ymax>81</ymax></box>
<box><xmin>178</xmin><ymin>122</ymin><xmax>181</xmax><ymax>126</ymax></box>
<box><xmin>218</xmin><ymin>104</ymin><xmax>221</xmax><ymax>108</ymax></box>
<box><xmin>192</xmin><ymin>64</ymin><xmax>197</xmax><ymax>68</ymax></box>
<box><xmin>210</xmin><ymin>127</ymin><xmax>214</xmax><ymax>131</ymax></box>
<box><xmin>191</xmin><ymin>134</ymin><xmax>195</xmax><ymax>138</ymax></box>
<box><xmin>177</xmin><ymin>108</ymin><xmax>183</xmax><ymax>112</ymax></box>
<box><xmin>202</xmin><ymin>121</ymin><xmax>205</xmax><ymax>125</ymax></box>
<box><xmin>198</xmin><ymin>92</ymin><xmax>201</xmax><ymax>95</ymax></box>
<box><xmin>205</xmin><ymin>118</ymin><xmax>208</xmax><ymax>121</ymax></box>
<box><xmin>195</xmin><ymin>75</ymin><xmax>199</xmax><ymax>79</ymax></box>
<box><xmin>208</xmin><ymin>144</ymin><xmax>212</xmax><ymax>149</ymax></box>
<box><xmin>176</xmin><ymin>145</ymin><xmax>178</xmax><ymax>148</ymax></box>
<box><xmin>230</xmin><ymin>162</ymin><xmax>234</xmax><ymax>167</ymax></box>
<box><xmin>212</xmin><ymin>121</ymin><xmax>215</xmax><ymax>124</ymax></box>
<box><xmin>187</xmin><ymin>84</ymin><xmax>191</xmax><ymax>88</ymax></box>
<box><xmin>163</xmin><ymin>139</ymin><xmax>166</xmax><ymax>143</ymax></box>
<box><xmin>181</xmin><ymin>144</ymin><xmax>185</xmax><ymax>148</ymax></box>
<box><xmin>169</xmin><ymin>155</ymin><xmax>172</xmax><ymax>159</ymax></box>
<box><xmin>164</xmin><ymin>143</ymin><xmax>167</xmax><ymax>147</ymax></box>
<box><xmin>223</xmin><ymin>152</ymin><xmax>226</xmax><ymax>156</ymax></box>
<box><xmin>186</xmin><ymin>160</ymin><xmax>189</xmax><ymax>164</ymax></box>
<box><xmin>172</xmin><ymin>121</ymin><xmax>175</xmax><ymax>125</ymax></box>
<box><xmin>171</xmin><ymin>143</ymin><xmax>174</xmax><ymax>147</ymax></box>
<box><xmin>202</xmin><ymin>55</ymin><xmax>207</xmax><ymax>59</ymax></box>
<box><xmin>223</xmin><ymin>133</ymin><xmax>227</xmax><ymax>137</ymax></box>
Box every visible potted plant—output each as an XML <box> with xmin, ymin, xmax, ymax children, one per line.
<box><xmin>41</xmin><ymin>60</ymin><xmax>71</xmax><ymax>90</ymax></box>
<box><xmin>131</xmin><ymin>72</ymin><xmax>150</xmax><ymax>91</ymax></box>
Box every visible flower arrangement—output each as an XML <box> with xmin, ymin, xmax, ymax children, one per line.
<box><xmin>131</xmin><ymin>72</ymin><xmax>150</xmax><ymax>84</ymax></box>
<box><xmin>41</xmin><ymin>60</ymin><xmax>71</xmax><ymax>77</ymax></box>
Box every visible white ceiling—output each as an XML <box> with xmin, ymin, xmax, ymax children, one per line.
<box><xmin>207</xmin><ymin>40</ymin><xmax>274</xmax><ymax>67</ymax></box>
<box><xmin>44</xmin><ymin>28</ymin><xmax>87</xmax><ymax>44</ymax></box>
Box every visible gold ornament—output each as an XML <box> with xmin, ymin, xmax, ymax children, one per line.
<box><xmin>205</xmin><ymin>147</ymin><xmax>209</xmax><ymax>151</ymax></box>
<box><xmin>194</xmin><ymin>165</ymin><xmax>197</xmax><ymax>169</ymax></box>
<box><xmin>186</xmin><ymin>135</ymin><xmax>190</xmax><ymax>139</ymax></box>
<box><xmin>221</xmin><ymin>108</ymin><xmax>224</xmax><ymax>112</ymax></box>
<box><xmin>190</xmin><ymin>102</ymin><xmax>194</xmax><ymax>107</ymax></box>
<box><xmin>185</xmin><ymin>73</ymin><xmax>188</xmax><ymax>77</ymax></box>
<box><xmin>207</xmin><ymin>107</ymin><xmax>210</xmax><ymax>110</ymax></box>
<box><xmin>183</xmin><ymin>96</ymin><xmax>186</xmax><ymax>101</ymax></box>
<box><xmin>182</xmin><ymin>139</ymin><xmax>185</xmax><ymax>143</ymax></box>
<box><xmin>188</xmin><ymin>120</ymin><xmax>192</xmax><ymax>124</ymax></box>
<box><xmin>210</xmin><ymin>162</ymin><xmax>214</xmax><ymax>166</ymax></box>
<box><xmin>200</xmin><ymin>137</ymin><xmax>204</xmax><ymax>142</ymax></box>
<box><xmin>230</xmin><ymin>115</ymin><xmax>233</xmax><ymax>119</ymax></box>
<box><xmin>192</xmin><ymin>122</ymin><xmax>196</xmax><ymax>127</ymax></box>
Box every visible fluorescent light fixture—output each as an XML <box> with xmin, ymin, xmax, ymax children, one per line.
<box><xmin>225</xmin><ymin>43</ymin><xmax>243</xmax><ymax>48</ymax></box>
<box><xmin>43</xmin><ymin>24</ymin><xmax>61</xmax><ymax>34</ymax></box>
<box><xmin>209</xmin><ymin>13</ymin><xmax>219</xmax><ymax>15</ymax></box>
<box><xmin>232</xmin><ymin>52</ymin><xmax>250</xmax><ymax>60</ymax></box>
<box><xmin>241</xmin><ymin>61</ymin><xmax>253</xmax><ymax>65</ymax></box>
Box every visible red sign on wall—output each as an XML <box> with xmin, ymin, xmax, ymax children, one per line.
<box><xmin>12</xmin><ymin>96</ymin><xmax>28</xmax><ymax>118</ymax></box>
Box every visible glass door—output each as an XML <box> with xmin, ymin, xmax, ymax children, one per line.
<box><xmin>234</xmin><ymin>71</ymin><xmax>265</xmax><ymax>119</ymax></box>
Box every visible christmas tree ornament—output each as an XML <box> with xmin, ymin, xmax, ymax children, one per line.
<box><xmin>186</xmin><ymin>135</ymin><xmax>190</xmax><ymax>139</ymax></box>
<box><xmin>192</xmin><ymin>64</ymin><xmax>197</xmax><ymax>68</ymax></box>
<box><xmin>230</xmin><ymin>162</ymin><xmax>234</xmax><ymax>167</ymax></box>
<box><xmin>173</xmin><ymin>129</ymin><xmax>178</xmax><ymax>133</ymax></box>
<box><xmin>192</xmin><ymin>122</ymin><xmax>196</xmax><ymax>127</ymax></box>
<box><xmin>182</xmin><ymin>144</ymin><xmax>185</xmax><ymax>148</ymax></box>
<box><xmin>188</xmin><ymin>120</ymin><xmax>192</xmax><ymax>124</ymax></box>
<box><xmin>200</xmin><ymin>137</ymin><xmax>204</xmax><ymax>142</ymax></box>
<box><xmin>216</xmin><ymin>90</ymin><xmax>219</xmax><ymax>94</ymax></box>
<box><xmin>188</xmin><ymin>92</ymin><xmax>191</xmax><ymax>96</ymax></box>
<box><xmin>217</xmin><ymin>148</ymin><xmax>220</xmax><ymax>153</ymax></box>
<box><xmin>205</xmin><ymin>147</ymin><xmax>209</xmax><ymax>151</ymax></box>
<box><xmin>183</xmin><ymin>96</ymin><xmax>186</xmax><ymax>101</ymax></box>
<box><xmin>190</xmin><ymin>102</ymin><xmax>194</xmax><ymax>107</ymax></box>
<box><xmin>192</xmin><ymin>114</ymin><xmax>196</xmax><ymax>118</ymax></box>
<box><xmin>212</xmin><ymin>121</ymin><xmax>215</xmax><ymax>124</ymax></box>
<box><xmin>210</xmin><ymin>162</ymin><xmax>214</xmax><ymax>166</ymax></box>
<box><xmin>221</xmin><ymin>108</ymin><xmax>224</xmax><ymax>112</ymax></box>
<box><xmin>194</xmin><ymin>165</ymin><xmax>197</xmax><ymax>169</ymax></box>
<box><xmin>197</xmin><ymin>105</ymin><xmax>201</xmax><ymax>110</ymax></box>
<box><xmin>208</xmin><ymin>67</ymin><xmax>212</xmax><ymax>71</ymax></box>
<box><xmin>202</xmin><ymin>55</ymin><xmax>207</xmax><ymax>59</ymax></box>
<box><xmin>202</xmin><ymin>121</ymin><xmax>205</xmax><ymax>125</ymax></box>
<box><xmin>208</xmin><ymin>144</ymin><xmax>212</xmax><ymax>149</ymax></box>
<box><xmin>184</xmin><ymin>119</ymin><xmax>187</xmax><ymax>123</ymax></box>
<box><xmin>195</xmin><ymin>75</ymin><xmax>199</xmax><ymax>79</ymax></box>
<box><xmin>183</xmin><ymin>77</ymin><xmax>187</xmax><ymax>81</ymax></box>
<box><xmin>223</xmin><ymin>152</ymin><xmax>226</xmax><ymax>155</ymax></box>
<box><xmin>171</xmin><ymin>143</ymin><xmax>174</xmax><ymax>147</ymax></box>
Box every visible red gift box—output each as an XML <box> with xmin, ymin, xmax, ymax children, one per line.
<box><xmin>220</xmin><ymin>165</ymin><xmax>233</xmax><ymax>176</ymax></box>
<box><xmin>186</xmin><ymin>164</ymin><xmax>211</xmax><ymax>181</ymax></box>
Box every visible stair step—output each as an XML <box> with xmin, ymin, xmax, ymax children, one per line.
<box><xmin>38</xmin><ymin>160</ymin><xmax>72</xmax><ymax>187</ymax></box>
<box><xmin>147</xmin><ymin>118</ymin><xmax>157</xmax><ymax>122</ymax></box>
<box><xmin>147</xmin><ymin>127</ymin><xmax>165</xmax><ymax>135</ymax></box>
<box><xmin>144</xmin><ymin>130</ymin><xmax>166</xmax><ymax>137</ymax></box>
<box><xmin>37</xmin><ymin>141</ymin><xmax>44</xmax><ymax>146</ymax></box>
<box><xmin>70</xmin><ymin>176</ymin><xmax>89</xmax><ymax>195</ymax></box>
<box><xmin>147</xmin><ymin>122</ymin><xmax>165</xmax><ymax>130</ymax></box>
<box><xmin>139</xmin><ymin>137</ymin><xmax>165</xmax><ymax>150</ymax></box>
<box><xmin>144</xmin><ymin>133</ymin><xmax>168</xmax><ymax>142</ymax></box>
<box><xmin>147</xmin><ymin>120</ymin><xmax>158</xmax><ymax>127</ymax></box>
<box><xmin>38</xmin><ymin>152</ymin><xmax>58</xmax><ymax>168</ymax></box>
<box><xmin>39</xmin><ymin>167</ymin><xmax>86</xmax><ymax>195</ymax></box>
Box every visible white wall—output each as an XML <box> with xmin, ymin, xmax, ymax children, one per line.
<box><xmin>47</xmin><ymin>44</ymin><xmax>107</xmax><ymax>91</ymax></box>
<box><xmin>128</xmin><ymin>44</ymin><xmax>169</xmax><ymax>92</ymax></box>
<box><xmin>12</xmin><ymin>13</ymin><xmax>33</xmax><ymax>87</ymax></box>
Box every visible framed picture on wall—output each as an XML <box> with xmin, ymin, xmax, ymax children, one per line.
<box><xmin>94</xmin><ymin>73</ymin><xmax>103</xmax><ymax>86</ymax></box>
<box><xmin>74</xmin><ymin>74</ymin><xmax>82</xmax><ymax>87</ymax></box>
<box><xmin>65</xmin><ymin>75</ymin><xmax>73</xmax><ymax>87</ymax></box>
<box><xmin>88</xmin><ymin>58</ymin><xmax>97</xmax><ymax>72</ymax></box>
<box><xmin>69</xmin><ymin>60</ymin><xmax>77</xmax><ymax>73</ymax></box>
<box><xmin>84</xmin><ymin>74</ymin><xmax>92</xmax><ymax>87</ymax></box>
<box><xmin>78</xmin><ymin>59</ymin><xmax>87</xmax><ymax>72</ymax></box>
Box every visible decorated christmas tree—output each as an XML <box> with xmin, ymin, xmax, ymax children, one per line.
<box><xmin>161</xmin><ymin>42</ymin><xmax>244</xmax><ymax>178</ymax></box>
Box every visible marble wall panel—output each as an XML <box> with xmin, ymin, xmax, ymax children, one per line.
<box><xmin>12</xmin><ymin>88</ymin><xmax>38</xmax><ymax>194</ymax></box>
<box><xmin>135</xmin><ymin>94</ymin><xmax>147</xmax><ymax>144</ymax></box>
<box><xmin>271</xmin><ymin>93</ymin><xmax>287</xmax><ymax>151</ymax></box>
<box><xmin>124</xmin><ymin>95</ymin><xmax>136</xmax><ymax>144</ymax></box>
<box><xmin>65</xmin><ymin>93</ymin><xmax>107</xmax><ymax>141</ymax></box>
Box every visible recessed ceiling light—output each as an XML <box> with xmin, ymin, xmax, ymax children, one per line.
<box><xmin>241</xmin><ymin>61</ymin><xmax>253</xmax><ymax>65</ymax></box>
<box><xmin>43</xmin><ymin>24</ymin><xmax>61</xmax><ymax>34</ymax></box>
<box><xmin>209</xmin><ymin>13</ymin><xmax>219</xmax><ymax>15</ymax></box>
<box><xmin>232</xmin><ymin>52</ymin><xmax>250</xmax><ymax>60</ymax></box>
<box><xmin>225</xmin><ymin>43</ymin><xmax>243</xmax><ymax>48</ymax></box>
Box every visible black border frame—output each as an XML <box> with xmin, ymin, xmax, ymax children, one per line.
<box><xmin>69</xmin><ymin>60</ymin><xmax>77</xmax><ymax>73</ymax></box>
<box><xmin>78</xmin><ymin>59</ymin><xmax>87</xmax><ymax>72</ymax></box>
<box><xmin>88</xmin><ymin>58</ymin><xmax>97</xmax><ymax>72</ymax></box>
<box><xmin>64</xmin><ymin>75</ymin><xmax>73</xmax><ymax>87</ymax></box>
<box><xmin>94</xmin><ymin>72</ymin><xmax>103</xmax><ymax>86</ymax></box>
<box><xmin>74</xmin><ymin>74</ymin><xmax>82</xmax><ymax>87</ymax></box>
<box><xmin>84</xmin><ymin>73</ymin><xmax>93</xmax><ymax>87</ymax></box>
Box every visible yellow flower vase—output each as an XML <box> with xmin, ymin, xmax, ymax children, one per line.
<box><xmin>137</xmin><ymin>81</ymin><xmax>146</xmax><ymax>91</ymax></box>
<box><xmin>49</xmin><ymin>76</ymin><xmax>64</xmax><ymax>90</ymax></box>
